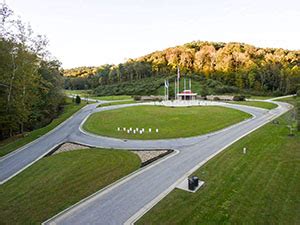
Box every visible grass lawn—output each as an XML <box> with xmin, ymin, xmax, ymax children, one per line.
<box><xmin>275</xmin><ymin>96</ymin><xmax>296</xmax><ymax>103</ymax></box>
<box><xmin>65</xmin><ymin>90</ymin><xmax>132</xmax><ymax>101</ymax></box>
<box><xmin>0</xmin><ymin>99</ymin><xmax>87</xmax><ymax>157</ymax></box>
<box><xmin>247</xmin><ymin>95</ymin><xmax>273</xmax><ymax>100</ymax></box>
<box><xmin>137</xmin><ymin>98</ymin><xmax>300</xmax><ymax>225</ymax></box>
<box><xmin>95</xmin><ymin>95</ymin><xmax>133</xmax><ymax>101</ymax></box>
<box><xmin>97</xmin><ymin>100</ymin><xmax>136</xmax><ymax>107</ymax></box>
<box><xmin>230</xmin><ymin>101</ymin><xmax>278</xmax><ymax>110</ymax></box>
<box><xmin>0</xmin><ymin>149</ymin><xmax>140</xmax><ymax>225</ymax></box>
<box><xmin>83</xmin><ymin>105</ymin><xmax>251</xmax><ymax>140</ymax></box>
<box><xmin>65</xmin><ymin>89</ymin><xmax>91</xmax><ymax>96</ymax></box>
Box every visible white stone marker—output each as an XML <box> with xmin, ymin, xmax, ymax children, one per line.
<box><xmin>156</xmin><ymin>128</ymin><xmax>159</xmax><ymax>133</ymax></box>
<box><xmin>117</xmin><ymin>127</ymin><xmax>120</xmax><ymax>131</ymax></box>
<box><xmin>129</xmin><ymin>127</ymin><xmax>132</xmax><ymax>131</ymax></box>
<box><xmin>142</xmin><ymin>128</ymin><xmax>144</xmax><ymax>132</ymax></box>
<box><xmin>243</xmin><ymin>147</ymin><xmax>247</xmax><ymax>154</ymax></box>
<box><xmin>149</xmin><ymin>128</ymin><xmax>152</xmax><ymax>132</ymax></box>
<box><xmin>133</xmin><ymin>130</ymin><xmax>136</xmax><ymax>134</ymax></box>
<box><xmin>140</xmin><ymin>130</ymin><xmax>143</xmax><ymax>134</ymax></box>
<box><xmin>123</xmin><ymin>127</ymin><xmax>126</xmax><ymax>131</ymax></box>
<box><xmin>127</xmin><ymin>130</ymin><xmax>130</xmax><ymax>133</ymax></box>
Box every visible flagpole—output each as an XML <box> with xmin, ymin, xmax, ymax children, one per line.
<box><xmin>184</xmin><ymin>78</ymin><xmax>186</xmax><ymax>100</ymax></box>
<box><xmin>164</xmin><ymin>80</ymin><xmax>166</xmax><ymax>101</ymax></box>
<box><xmin>167</xmin><ymin>80</ymin><xmax>169</xmax><ymax>100</ymax></box>
<box><xmin>177</xmin><ymin>66</ymin><xmax>180</xmax><ymax>101</ymax></box>
<box><xmin>174</xmin><ymin>79</ymin><xmax>176</xmax><ymax>100</ymax></box>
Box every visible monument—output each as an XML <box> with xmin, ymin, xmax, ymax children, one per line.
<box><xmin>164</xmin><ymin>66</ymin><xmax>198</xmax><ymax>101</ymax></box>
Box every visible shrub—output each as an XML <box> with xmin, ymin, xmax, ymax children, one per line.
<box><xmin>213</xmin><ymin>97</ymin><xmax>220</xmax><ymax>101</ymax></box>
<box><xmin>75</xmin><ymin>95</ymin><xmax>81</xmax><ymax>104</ymax></box>
<box><xmin>133</xmin><ymin>95</ymin><xmax>141</xmax><ymax>101</ymax></box>
<box><xmin>233</xmin><ymin>95</ymin><xmax>245</xmax><ymax>101</ymax></box>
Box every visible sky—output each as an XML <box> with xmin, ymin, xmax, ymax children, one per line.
<box><xmin>5</xmin><ymin>0</ymin><xmax>300</xmax><ymax>68</ymax></box>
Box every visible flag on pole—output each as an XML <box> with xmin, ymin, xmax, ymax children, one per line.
<box><xmin>165</xmin><ymin>79</ymin><xmax>169</xmax><ymax>88</ymax></box>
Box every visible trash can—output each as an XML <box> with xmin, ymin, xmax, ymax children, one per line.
<box><xmin>192</xmin><ymin>176</ymin><xmax>199</xmax><ymax>187</ymax></box>
<box><xmin>188</xmin><ymin>178</ymin><xmax>195</xmax><ymax>191</ymax></box>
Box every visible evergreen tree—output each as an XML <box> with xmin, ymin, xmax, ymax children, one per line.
<box><xmin>75</xmin><ymin>95</ymin><xmax>81</xmax><ymax>104</ymax></box>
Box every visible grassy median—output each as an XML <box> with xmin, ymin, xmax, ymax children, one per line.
<box><xmin>0</xmin><ymin>149</ymin><xmax>140</xmax><ymax>224</ymax></box>
<box><xmin>83</xmin><ymin>105</ymin><xmax>251</xmax><ymax>139</ymax></box>
<box><xmin>138</xmin><ymin>97</ymin><xmax>299</xmax><ymax>225</ymax></box>
<box><xmin>230</xmin><ymin>100</ymin><xmax>278</xmax><ymax>110</ymax></box>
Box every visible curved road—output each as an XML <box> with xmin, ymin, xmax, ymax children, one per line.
<box><xmin>0</xmin><ymin>99</ymin><xmax>292</xmax><ymax>224</ymax></box>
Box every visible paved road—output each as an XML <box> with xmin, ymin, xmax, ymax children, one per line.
<box><xmin>0</xmin><ymin>99</ymin><xmax>292</xmax><ymax>224</ymax></box>
<box><xmin>42</xmin><ymin>100</ymin><xmax>291</xmax><ymax>225</ymax></box>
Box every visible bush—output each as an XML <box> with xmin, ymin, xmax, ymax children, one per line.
<box><xmin>233</xmin><ymin>95</ymin><xmax>245</xmax><ymax>101</ymax></box>
<box><xmin>133</xmin><ymin>95</ymin><xmax>141</xmax><ymax>101</ymax></box>
<box><xmin>75</xmin><ymin>95</ymin><xmax>81</xmax><ymax>104</ymax></box>
<box><xmin>213</xmin><ymin>97</ymin><xmax>220</xmax><ymax>101</ymax></box>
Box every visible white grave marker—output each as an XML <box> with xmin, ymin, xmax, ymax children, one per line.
<box><xmin>133</xmin><ymin>130</ymin><xmax>136</xmax><ymax>134</ymax></box>
<box><xmin>243</xmin><ymin>147</ymin><xmax>247</xmax><ymax>154</ymax></box>
<box><xmin>140</xmin><ymin>130</ymin><xmax>143</xmax><ymax>134</ymax></box>
<box><xmin>149</xmin><ymin>128</ymin><xmax>152</xmax><ymax>132</ymax></box>
<box><xmin>156</xmin><ymin>128</ymin><xmax>159</xmax><ymax>133</ymax></box>
<box><xmin>117</xmin><ymin>127</ymin><xmax>120</xmax><ymax>131</ymax></box>
<box><xmin>123</xmin><ymin>127</ymin><xmax>126</xmax><ymax>131</ymax></box>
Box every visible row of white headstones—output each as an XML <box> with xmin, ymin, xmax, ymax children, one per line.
<box><xmin>117</xmin><ymin>127</ymin><xmax>159</xmax><ymax>134</ymax></box>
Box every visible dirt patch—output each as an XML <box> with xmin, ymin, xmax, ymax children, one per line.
<box><xmin>131</xmin><ymin>150</ymin><xmax>172</xmax><ymax>167</ymax></box>
<box><xmin>53</xmin><ymin>142</ymin><xmax>90</xmax><ymax>155</ymax></box>
<box><xmin>48</xmin><ymin>142</ymin><xmax>172</xmax><ymax>167</ymax></box>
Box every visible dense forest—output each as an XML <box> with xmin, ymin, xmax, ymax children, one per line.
<box><xmin>64</xmin><ymin>41</ymin><xmax>300</xmax><ymax>96</ymax></box>
<box><xmin>0</xmin><ymin>4</ymin><xmax>65</xmax><ymax>139</ymax></box>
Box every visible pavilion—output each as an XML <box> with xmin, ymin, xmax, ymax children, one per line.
<box><xmin>177</xmin><ymin>90</ymin><xmax>197</xmax><ymax>100</ymax></box>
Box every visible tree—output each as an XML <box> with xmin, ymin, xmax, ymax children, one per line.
<box><xmin>75</xmin><ymin>95</ymin><xmax>81</xmax><ymax>104</ymax></box>
<box><xmin>0</xmin><ymin>3</ymin><xmax>64</xmax><ymax>139</ymax></box>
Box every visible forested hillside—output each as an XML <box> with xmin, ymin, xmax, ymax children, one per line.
<box><xmin>64</xmin><ymin>41</ymin><xmax>300</xmax><ymax>96</ymax></box>
<box><xmin>63</xmin><ymin>66</ymin><xmax>98</xmax><ymax>77</ymax></box>
<box><xmin>0</xmin><ymin>4</ymin><xmax>65</xmax><ymax>139</ymax></box>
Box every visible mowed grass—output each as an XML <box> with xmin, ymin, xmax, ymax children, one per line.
<box><xmin>65</xmin><ymin>89</ymin><xmax>91</xmax><ymax>96</ymax></box>
<box><xmin>0</xmin><ymin>99</ymin><xmax>86</xmax><ymax>157</ymax></box>
<box><xmin>0</xmin><ymin>149</ymin><xmax>140</xmax><ymax>225</ymax></box>
<box><xmin>230</xmin><ymin>101</ymin><xmax>278</xmax><ymax>110</ymax></box>
<box><xmin>138</xmin><ymin>98</ymin><xmax>300</xmax><ymax>225</ymax></box>
<box><xmin>83</xmin><ymin>105</ymin><xmax>251</xmax><ymax>139</ymax></box>
<box><xmin>98</xmin><ymin>100</ymin><xmax>136</xmax><ymax>107</ymax></box>
<box><xmin>65</xmin><ymin>90</ymin><xmax>132</xmax><ymax>101</ymax></box>
<box><xmin>96</xmin><ymin>95</ymin><xmax>132</xmax><ymax>101</ymax></box>
<box><xmin>248</xmin><ymin>95</ymin><xmax>273</xmax><ymax>100</ymax></box>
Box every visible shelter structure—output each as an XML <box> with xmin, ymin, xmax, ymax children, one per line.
<box><xmin>177</xmin><ymin>90</ymin><xmax>197</xmax><ymax>100</ymax></box>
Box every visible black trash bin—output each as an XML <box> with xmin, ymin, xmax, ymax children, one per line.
<box><xmin>192</xmin><ymin>176</ymin><xmax>199</xmax><ymax>187</ymax></box>
<box><xmin>188</xmin><ymin>178</ymin><xmax>195</xmax><ymax>191</ymax></box>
